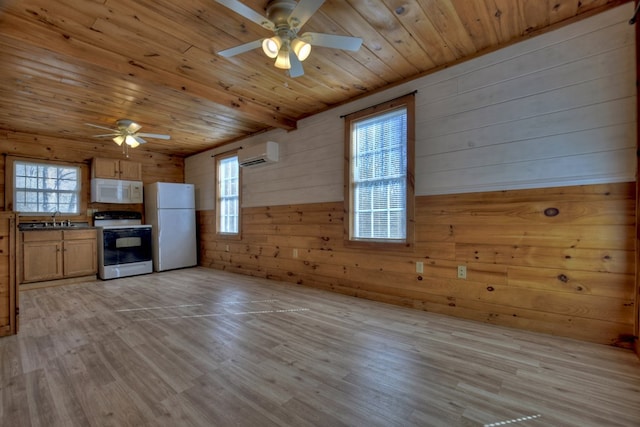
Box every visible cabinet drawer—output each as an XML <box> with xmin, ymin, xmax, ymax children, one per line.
<box><xmin>22</xmin><ymin>230</ymin><xmax>62</xmax><ymax>242</ymax></box>
<box><xmin>63</xmin><ymin>229</ymin><xmax>97</xmax><ymax>240</ymax></box>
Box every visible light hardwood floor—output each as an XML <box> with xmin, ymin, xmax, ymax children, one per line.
<box><xmin>1</xmin><ymin>267</ymin><xmax>639</xmax><ymax>426</ymax></box>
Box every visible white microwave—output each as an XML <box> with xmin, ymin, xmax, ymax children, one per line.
<box><xmin>91</xmin><ymin>178</ymin><xmax>143</xmax><ymax>204</ymax></box>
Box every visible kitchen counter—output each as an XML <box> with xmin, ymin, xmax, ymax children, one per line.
<box><xmin>18</xmin><ymin>222</ymin><xmax>94</xmax><ymax>231</ymax></box>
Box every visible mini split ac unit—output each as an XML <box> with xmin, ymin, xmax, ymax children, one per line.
<box><xmin>238</xmin><ymin>141</ymin><xmax>279</xmax><ymax>167</ymax></box>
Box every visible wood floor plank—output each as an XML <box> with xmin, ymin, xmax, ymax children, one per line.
<box><xmin>0</xmin><ymin>267</ymin><xmax>639</xmax><ymax>426</ymax></box>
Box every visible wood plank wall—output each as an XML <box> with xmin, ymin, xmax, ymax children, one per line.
<box><xmin>0</xmin><ymin>131</ymin><xmax>184</xmax><ymax>218</ymax></box>
<box><xmin>197</xmin><ymin>182</ymin><xmax>636</xmax><ymax>347</ymax></box>
<box><xmin>203</xmin><ymin>4</ymin><xmax>635</xmax><ymax>213</ymax></box>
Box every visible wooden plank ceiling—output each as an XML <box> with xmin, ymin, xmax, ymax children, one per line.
<box><xmin>0</xmin><ymin>0</ymin><xmax>632</xmax><ymax>157</ymax></box>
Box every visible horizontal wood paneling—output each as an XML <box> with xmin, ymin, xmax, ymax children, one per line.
<box><xmin>198</xmin><ymin>182</ymin><xmax>636</xmax><ymax>346</ymax></box>
<box><xmin>187</xmin><ymin>4</ymin><xmax>635</xmax><ymax>208</ymax></box>
<box><xmin>185</xmin><ymin>152</ymin><xmax>219</xmax><ymax>211</ymax></box>
<box><xmin>0</xmin><ymin>0</ymin><xmax>632</xmax><ymax>157</ymax></box>
<box><xmin>415</xmin><ymin>5</ymin><xmax>636</xmax><ymax>195</ymax></box>
<box><xmin>0</xmin><ymin>131</ymin><xmax>184</xmax><ymax>219</ymax></box>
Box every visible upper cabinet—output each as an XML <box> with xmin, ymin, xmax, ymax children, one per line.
<box><xmin>92</xmin><ymin>158</ymin><xmax>142</xmax><ymax>181</ymax></box>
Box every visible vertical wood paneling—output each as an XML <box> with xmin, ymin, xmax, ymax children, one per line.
<box><xmin>0</xmin><ymin>212</ymin><xmax>16</xmax><ymax>336</ymax></box>
<box><xmin>634</xmin><ymin>0</ymin><xmax>640</xmax><ymax>357</ymax></box>
<box><xmin>197</xmin><ymin>182</ymin><xmax>636</xmax><ymax>346</ymax></box>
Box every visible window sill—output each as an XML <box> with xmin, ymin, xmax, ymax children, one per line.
<box><xmin>344</xmin><ymin>238</ymin><xmax>414</xmax><ymax>252</ymax></box>
<box><xmin>216</xmin><ymin>232</ymin><xmax>242</xmax><ymax>241</ymax></box>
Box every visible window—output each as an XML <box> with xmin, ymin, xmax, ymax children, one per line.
<box><xmin>344</xmin><ymin>93</ymin><xmax>415</xmax><ymax>247</ymax></box>
<box><xmin>14</xmin><ymin>160</ymin><xmax>81</xmax><ymax>215</ymax></box>
<box><xmin>216</xmin><ymin>154</ymin><xmax>241</xmax><ymax>235</ymax></box>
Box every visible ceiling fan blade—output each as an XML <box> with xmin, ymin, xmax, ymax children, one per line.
<box><xmin>218</xmin><ymin>39</ymin><xmax>263</xmax><ymax>57</ymax></box>
<box><xmin>301</xmin><ymin>32</ymin><xmax>363</xmax><ymax>51</ymax></box>
<box><xmin>126</xmin><ymin>122</ymin><xmax>142</xmax><ymax>134</ymax></box>
<box><xmin>133</xmin><ymin>135</ymin><xmax>147</xmax><ymax>145</ymax></box>
<box><xmin>288</xmin><ymin>0</ymin><xmax>325</xmax><ymax>30</ymax></box>
<box><xmin>92</xmin><ymin>133</ymin><xmax>120</xmax><ymax>138</ymax></box>
<box><xmin>288</xmin><ymin>52</ymin><xmax>304</xmax><ymax>78</ymax></box>
<box><xmin>215</xmin><ymin>0</ymin><xmax>274</xmax><ymax>30</ymax></box>
<box><xmin>137</xmin><ymin>133</ymin><xmax>171</xmax><ymax>140</ymax></box>
<box><xmin>85</xmin><ymin>123</ymin><xmax>116</xmax><ymax>131</ymax></box>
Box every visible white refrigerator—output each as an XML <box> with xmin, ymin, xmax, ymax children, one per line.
<box><xmin>144</xmin><ymin>182</ymin><xmax>197</xmax><ymax>272</ymax></box>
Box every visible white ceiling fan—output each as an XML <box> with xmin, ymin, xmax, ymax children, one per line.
<box><xmin>215</xmin><ymin>0</ymin><xmax>363</xmax><ymax>77</ymax></box>
<box><xmin>86</xmin><ymin>119</ymin><xmax>171</xmax><ymax>148</ymax></box>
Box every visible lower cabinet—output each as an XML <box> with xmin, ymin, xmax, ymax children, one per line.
<box><xmin>21</xmin><ymin>229</ymin><xmax>97</xmax><ymax>283</ymax></box>
<box><xmin>0</xmin><ymin>212</ymin><xmax>17</xmax><ymax>336</ymax></box>
<box><xmin>64</xmin><ymin>235</ymin><xmax>98</xmax><ymax>277</ymax></box>
<box><xmin>22</xmin><ymin>231</ymin><xmax>61</xmax><ymax>282</ymax></box>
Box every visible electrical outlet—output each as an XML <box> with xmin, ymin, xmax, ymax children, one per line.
<box><xmin>416</xmin><ymin>261</ymin><xmax>424</xmax><ymax>274</ymax></box>
<box><xmin>457</xmin><ymin>265</ymin><xmax>467</xmax><ymax>279</ymax></box>
<box><xmin>225</xmin><ymin>244</ymin><xmax>229</xmax><ymax>252</ymax></box>
<box><xmin>293</xmin><ymin>248</ymin><xmax>298</xmax><ymax>258</ymax></box>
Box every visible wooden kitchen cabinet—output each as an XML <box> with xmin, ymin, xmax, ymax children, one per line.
<box><xmin>22</xmin><ymin>230</ymin><xmax>63</xmax><ymax>282</ymax></box>
<box><xmin>21</xmin><ymin>229</ymin><xmax>97</xmax><ymax>284</ymax></box>
<box><xmin>63</xmin><ymin>230</ymin><xmax>97</xmax><ymax>277</ymax></box>
<box><xmin>92</xmin><ymin>157</ymin><xmax>142</xmax><ymax>181</ymax></box>
<box><xmin>0</xmin><ymin>212</ymin><xmax>17</xmax><ymax>336</ymax></box>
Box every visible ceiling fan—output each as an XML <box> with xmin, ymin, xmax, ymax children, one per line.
<box><xmin>215</xmin><ymin>0</ymin><xmax>363</xmax><ymax>77</ymax></box>
<box><xmin>86</xmin><ymin>119</ymin><xmax>171</xmax><ymax>148</ymax></box>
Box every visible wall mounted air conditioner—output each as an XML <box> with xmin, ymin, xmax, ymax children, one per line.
<box><xmin>239</xmin><ymin>141</ymin><xmax>279</xmax><ymax>167</ymax></box>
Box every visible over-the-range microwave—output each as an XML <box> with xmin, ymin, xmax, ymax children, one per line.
<box><xmin>91</xmin><ymin>178</ymin><xmax>143</xmax><ymax>204</ymax></box>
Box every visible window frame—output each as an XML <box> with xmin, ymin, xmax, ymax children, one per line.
<box><xmin>343</xmin><ymin>93</ymin><xmax>415</xmax><ymax>250</ymax></box>
<box><xmin>215</xmin><ymin>152</ymin><xmax>242</xmax><ymax>240</ymax></box>
<box><xmin>5</xmin><ymin>156</ymin><xmax>88</xmax><ymax>219</ymax></box>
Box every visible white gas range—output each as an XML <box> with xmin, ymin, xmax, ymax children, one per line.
<box><xmin>94</xmin><ymin>211</ymin><xmax>153</xmax><ymax>280</ymax></box>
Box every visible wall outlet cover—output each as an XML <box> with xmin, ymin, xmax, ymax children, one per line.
<box><xmin>457</xmin><ymin>265</ymin><xmax>467</xmax><ymax>279</ymax></box>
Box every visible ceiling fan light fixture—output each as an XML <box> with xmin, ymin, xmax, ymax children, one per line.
<box><xmin>113</xmin><ymin>135</ymin><xmax>125</xmax><ymax>146</ymax></box>
<box><xmin>216</xmin><ymin>0</ymin><xmax>364</xmax><ymax>78</ymax></box>
<box><xmin>262</xmin><ymin>36</ymin><xmax>281</xmax><ymax>58</ymax></box>
<box><xmin>291</xmin><ymin>38</ymin><xmax>311</xmax><ymax>61</ymax></box>
<box><xmin>125</xmin><ymin>135</ymin><xmax>140</xmax><ymax>148</ymax></box>
<box><xmin>274</xmin><ymin>47</ymin><xmax>291</xmax><ymax>69</ymax></box>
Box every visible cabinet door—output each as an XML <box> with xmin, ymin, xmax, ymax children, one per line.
<box><xmin>0</xmin><ymin>213</ymin><xmax>16</xmax><ymax>336</ymax></box>
<box><xmin>22</xmin><ymin>241</ymin><xmax>62</xmax><ymax>282</ymax></box>
<box><xmin>118</xmin><ymin>160</ymin><xmax>142</xmax><ymax>180</ymax></box>
<box><xmin>63</xmin><ymin>239</ymin><xmax>97</xmax><ymax>277</ymax></box>
<box><xmin>93</xmin><ymin>158</ymin><xmax>120</xmax><ymax>179</ymax></box>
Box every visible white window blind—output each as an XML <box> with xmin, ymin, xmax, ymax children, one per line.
<box><xmin>352</xmin><ymin>107</ymin><xmax>407</xmax><ymax>240</ymax></box>
<box><xmin>218</xmin><ymin>156</ymin><xmax>239</xmax><ymax>233</ymax></box>
<box><xmin>14</xmin><ymin>161</ymin><xmax>80</xmax><ymax>214</ymax></box>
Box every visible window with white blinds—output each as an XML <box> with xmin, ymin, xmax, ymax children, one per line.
<box><xmin>353</xmin><ymin>108</ymin><xmax>407</xmax><ymax>239</ymax></box>
<box><xmin>217</xmin><ymin>155</ymin><xmax>240</xmax><ymax>234</ymax></box>
<box><xmin>345</xmin><ymin>93</ymin><xmax>415</xmax><ymax>246</ymax></box>
<box><xmin>14</xmin><ymin>160</ymin><xmax>80</xmax><ymax>214</ymax></box>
